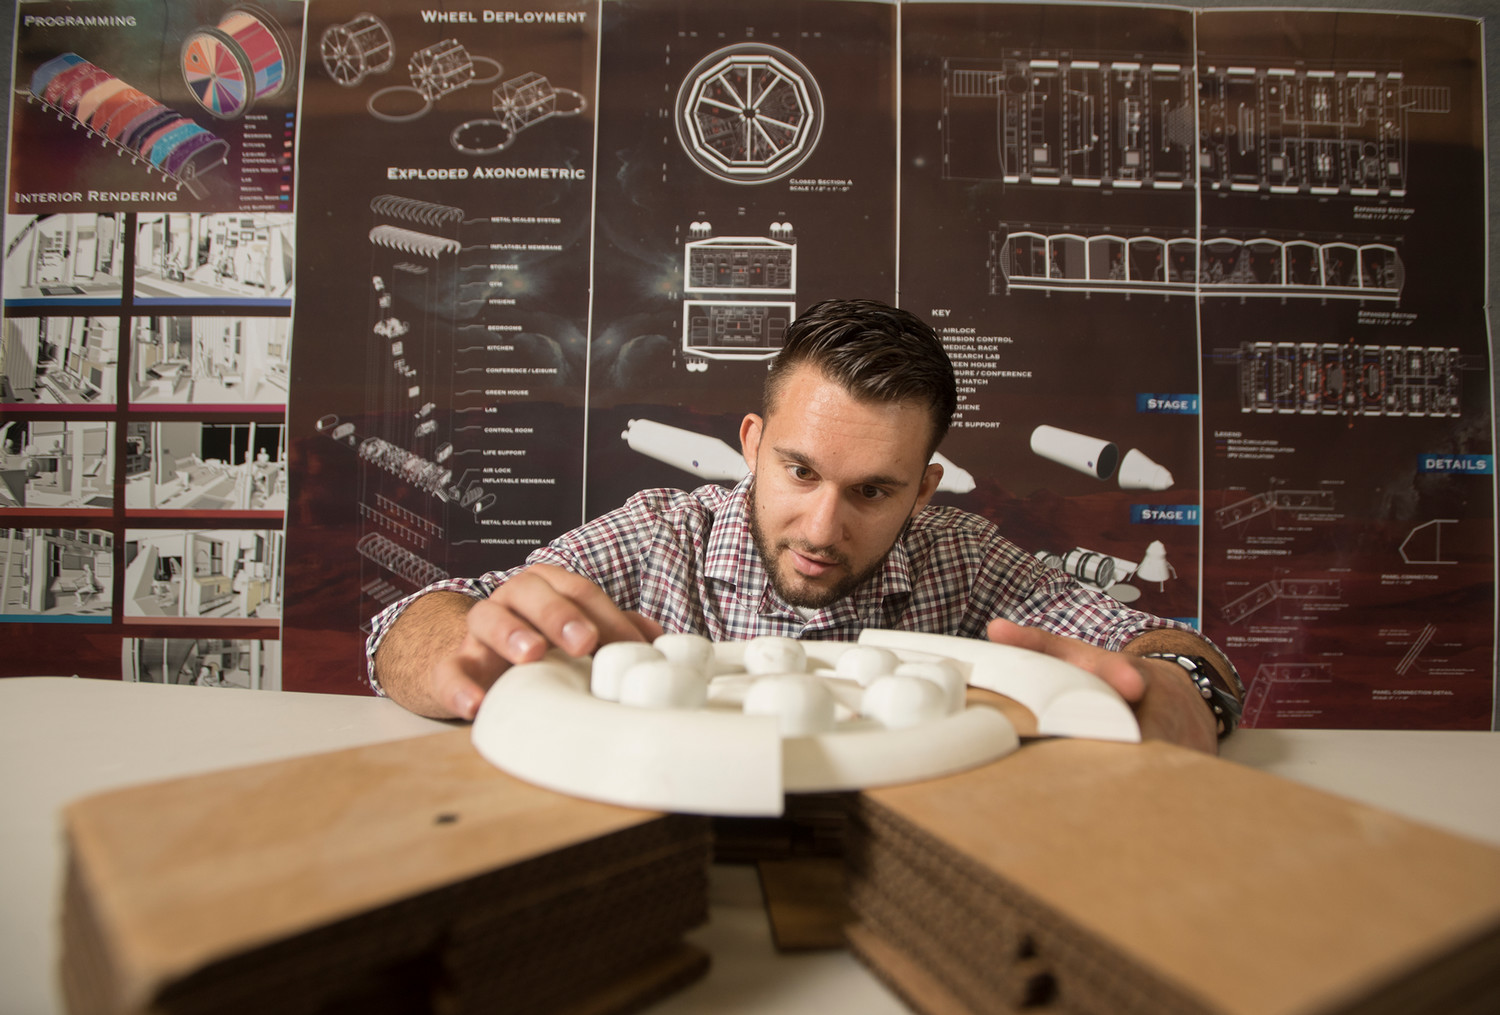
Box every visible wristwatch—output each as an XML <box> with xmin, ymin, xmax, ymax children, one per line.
<box><xmin>1142</xmin><ymin>653</ymin><xmax>1244</xmax><ymax>737</ymax></box>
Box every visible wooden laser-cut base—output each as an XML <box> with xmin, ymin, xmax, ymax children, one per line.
<box><xmin>59</xmin><ymin>726</ymin><xmax>1500</xmax><ymax>1015</ymax></box>
<box><xmin>61</xmin><ymin>729</ymin><xmax>712</xmax><ymax>1015</ymax></box>
<box><xmin>848</xmin><ymin>739</ymin><xmax>1500</xmax><ymax>1015</ymax></box>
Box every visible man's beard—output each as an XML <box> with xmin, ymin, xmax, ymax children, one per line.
<box><xmin>747</xmin><ymin>479</ymin><xmax>890</xmax><ymax>610</ymax></box>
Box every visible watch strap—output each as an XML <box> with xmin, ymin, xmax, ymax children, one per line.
<box><xmin>1141</xmin><ymin>652</ymin><xmax>1243</xmax><ymax>737</ymax></box>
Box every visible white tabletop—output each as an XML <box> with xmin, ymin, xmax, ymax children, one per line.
<box><xmin>2</xmin><ymin>676</ymin><xmax>1497</xmax><ymax>1015</ymax></box>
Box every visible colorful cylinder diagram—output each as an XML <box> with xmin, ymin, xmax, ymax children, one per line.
<box><xmin>181</xmin><ymin>4</ymin><xmax>295</xmax><ymax>120</ymax></box>
<box><xmin>28</xmin><ymin>52</ymin><xmax>229</xmax><ymax>197</ymax></box>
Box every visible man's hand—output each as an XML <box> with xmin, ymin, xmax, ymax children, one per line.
<box><xmin>376</xmin><ymin>564</ymin><xmax>663</xmax><ymax>721</ymax></box>
<box><xmin>985</xmin><ymin>618</ymin><xmax>1219</xmax><ymax>754</ymax></box>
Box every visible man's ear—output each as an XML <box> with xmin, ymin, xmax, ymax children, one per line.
<box><xmin>739</xmin><ymin>414</ymin><xmax>763</xmax><ymax>473</ymax></box>
<box><xmin>912</xmin><ymin>460</ymin><xmax>944</xmax><ymax>514</ymax></box>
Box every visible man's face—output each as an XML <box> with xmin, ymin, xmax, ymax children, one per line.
<box><xmin>740</xmin><ymin>363</ymin><xmax>943</xmax><ymax>609</ymax></box>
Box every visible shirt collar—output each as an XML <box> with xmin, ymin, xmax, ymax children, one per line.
<box><xmin>704</xmin><ymin>476</ymin><xmax>765</xmax><ymax>600</ymax></box>
<box><xmin>705</xmin><ymin>476</ymin><xmax>916</xmax><ymax>623</ymax></box>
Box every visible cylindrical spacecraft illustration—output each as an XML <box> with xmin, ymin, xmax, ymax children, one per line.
<box><xmin>622</xmin><ymin>419</ymin><xmax>749</xmax><ymax>483</ymax></box>
<box><xmin>1060</xmin><ymin>548</ymin><xmax>1117</xmax><ymax>589</ymax></box>
<box><xmin>1117</xmin><ymin>448</ymin><xmax>1174</xmax><ymax>490</ymax></box>
<box><xmin>321</xmin><ymin>13</ymin><xmax>395</xmax><ymax>87</ymax></box>
<box><xmin>1030</xmin><ymin>425</ymin><xmax>1119</xmax><ymax>480</ymax></box>
<box><xmin>931</xmin><ymin>452</ymin><xmax>976</xmax><ymax>494</ymax></box>
<box><xmin>1134</xmin><ymin>540</ymin><xmax>1175</xmax><ymax>584</ymax></box>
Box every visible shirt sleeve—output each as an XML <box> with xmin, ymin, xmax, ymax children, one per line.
<box><xmin>363</xmin><ymin>572</ymin><xmax>520</xmax><ymax>696</ymax></box>
<box><xmin>930</xmin><ymin>507</ymin><xmax>1200</xmax><ymax>651</ymax></box>
<box><xmin>1007</xmin><ymin>560</ymin><xmax>1191</xmax><ymax>651</ymax></box>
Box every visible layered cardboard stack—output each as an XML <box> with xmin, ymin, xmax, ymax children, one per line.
<box><xmin>61</xmin><ymin>717</ymin><xmax>1500</xmax><ymax>1014</ymax></box>
<box><xmin>846</xmin><ymin>738</ymin><xmax>1500</xmax><ymax>1015</ymax></box>
<box><xmin>61</xmin><ymin>729</ymin><xmax>712</xmax><ymax>1015</ymax></box>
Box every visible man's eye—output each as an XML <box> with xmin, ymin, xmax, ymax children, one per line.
<box><xmin>789</xmin><ymin>465</ymin><xmax>815</xmax><ymax>481</ymax></box>
<box><xmin>860</xmin><ymin>485</ymin><xmax>888</xmax><ymax>500</ymax></box>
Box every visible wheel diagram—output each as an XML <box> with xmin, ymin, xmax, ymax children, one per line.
<box><xmin>675</xmin><ymin>43</ymin><xmax>823</xmax><ymax>184</ymax></box>
<box><xmin>320</xmin><ymin>13</ymin><xmax>394</xmax><ymax>88</ymax></box>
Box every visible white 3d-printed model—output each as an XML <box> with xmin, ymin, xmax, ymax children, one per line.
<box><xmin>471</xmin><ymin>630</ymin><xmax>1139</xmax><ymax>816</ymax></box>
<box><xmin>856</xmin><ymin>629</ymin><xmax>1141</xmax><ymax>742</ymax></box>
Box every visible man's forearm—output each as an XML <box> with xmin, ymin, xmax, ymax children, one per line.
<box><xmin>373</xmin><ymin>590</ymin><xmax>479</xmax><ymax>717</ymax></box>
<box><xmin>1123</xmin><ymin>629</ymin><xmax>1240</xmax><ymax>694</ymax></box>
<box><xmin>1123</xmin><ymin>627</ymin><xmax>1244</xmax><ymax>737</ymax></box>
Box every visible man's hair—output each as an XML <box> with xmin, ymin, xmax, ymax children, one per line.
<box><xmin>764</xmin><ymin>299</ymin><xmax>958</xmax><ymax>453</ymax></box>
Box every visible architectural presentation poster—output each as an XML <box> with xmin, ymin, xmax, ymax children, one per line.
<box><xmin>583</xmin><ymin>0</ymin><xmax>896</xmax><ymax>516</ymax></box>
<box><xmin>1</xmin><ymin>0</ymin><xmax>1494</xmax><ymax>729</ymax></box>
<box><xmin>282</xmin><ymin>0</ymin><xmax>598</xmax><ymax>690</ymax></box>
<box><xmin>2</xmin><ymin>0</ymin><xmax>299</xmax><ymax>685</ymax></box>
<box><xmin>900</xmin><ymin>2</ymin><xmax>1205</xmax><ymax>639</ymax></box>
<box><xmin>1191</xmin><ymin>9</ymin><xmax>1493</xmax><ymax>727</ymax></box>
<box><xmin>897</xmin><ymin>3</ymin><xmax>1493</xmax><ymax>728</ymax></box>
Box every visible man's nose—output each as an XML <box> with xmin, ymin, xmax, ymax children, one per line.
<box><xmin>803</xmin><ymin>485</ymin><xmax>847</xmax><ymax>547</ymax></box>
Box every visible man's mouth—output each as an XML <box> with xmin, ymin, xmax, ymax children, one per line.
<box><xmin>786</xmin><ymin>545</ymin><xmax>843</xmax><ymax>579</ymax></box>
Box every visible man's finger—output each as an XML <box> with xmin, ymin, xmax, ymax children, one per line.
<box><xmin>530</xmin><ymin>565</ymin><xmax>655</xmax><ymax>647</ymax></box>
<box><xmin>986</xmin><ymin>617</ymin><xmax>1146</xmax><ymax>700</ymax></box>
<box><xmin>430</xmin><ymin>633</ymin><xmax>507</xmax><ymax>720</ymax></box>
<box><xmin>469</xmin><ymin>566</ymin><xmax>654</xmax><ymax>666</ymax></box>
<box><xmin>510</xmin><ymin>564</ymin><xmax>654</xmax><ymax>652</ymax></box>
<box><xmin>624</xmin><ymin>609</ymin><xmax>666</xmax><ymax>642</ymax></box>
<box><xmin>465</xmin><ymin>592</ymin><xmax>553</xmax><ymax>665</ymax></box>
<box><xmin>984</xmin><ymin>617</ymin><xmax>1058</xmax><ymax>654</ymax></box>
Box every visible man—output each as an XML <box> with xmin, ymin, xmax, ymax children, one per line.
<box><xmin>369</xmin><ymin>299</ymin><xmax>1241</xmax><ymax>753</ymax></box>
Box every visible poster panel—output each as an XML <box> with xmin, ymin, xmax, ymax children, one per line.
<box><xmin>585</xmin><ymin>0</ymin><xmax>898</xmax><ymax>516</ymax></box>
<box><xmin>2</xmin><ymin>0</ymin><xmax>302</xmax><ymax>688</ymax></box>
<box><xmin>0</xmin><ymin>0</ymin><xmax>1492</xmax><ymax>730</ymax></box>
<box><xmin>899</xmin><ymin>2</ymin><xmax>1206</xmax><ymax>629</ymax></box>
<box><xmin>281</xmin><ymin>0</ymin><xmax>598</xmax><ymax>692</ymax></box>
<box><xmin>1194</xmin><ymin>8</ymin><xmax>1494</xmax><ymax>728</ymax></box>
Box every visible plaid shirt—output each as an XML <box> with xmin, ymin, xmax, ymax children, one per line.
<box><xmin>365</xmin><ymin>478</ymin><xmax>1188</xmax><ymax>693</ymax></box>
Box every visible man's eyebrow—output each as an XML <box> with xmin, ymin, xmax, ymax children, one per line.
<box><xmin>770</xmin><ymin>444</ymin><xmax>911</xmax><ymax>489</ymax></box>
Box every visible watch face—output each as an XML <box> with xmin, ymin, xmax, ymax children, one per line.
<box><xmin>675</xmin><ymin>43</ymin><xmax>824</xmax><ymax>184</ymax></box>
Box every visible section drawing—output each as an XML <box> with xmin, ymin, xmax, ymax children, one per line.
<box><xmin>1199</xmin><ymin>64</ymin><xmax>1448</xmax><ymax>197</ymax></box>
<box><xmin>684</xmin><ymin>226</ymin><xmax>796</xmax><ymax>296</ymax></box>
<box><xmin>944</xmin><ymin>56</ymin><xmax>1195</xmax><ymax>188</ymax></box>
<box><xmin>681</xmin><ymin>301</ymin><xmax>794</xmax><ymax>366</ymax></box>
<box><xmin>675</xmin><ymin>44</ymin><xmax>824</xmax><ymax>184</ymax></box>
<box><xmin>993</xmin><ymin>227</ymin><xmax>1403</xmax><ymax>302</ymax></box>
<box><xmin>1233</xmin><ymin>342</ymin><xmax>1462</xmax><ymax>417</ymax></box>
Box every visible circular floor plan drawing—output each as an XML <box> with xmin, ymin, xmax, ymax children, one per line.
<box><xmin>675</xmin><ymin>43</ymin><xmax>823</xmax><ymax>184</ymax></box>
